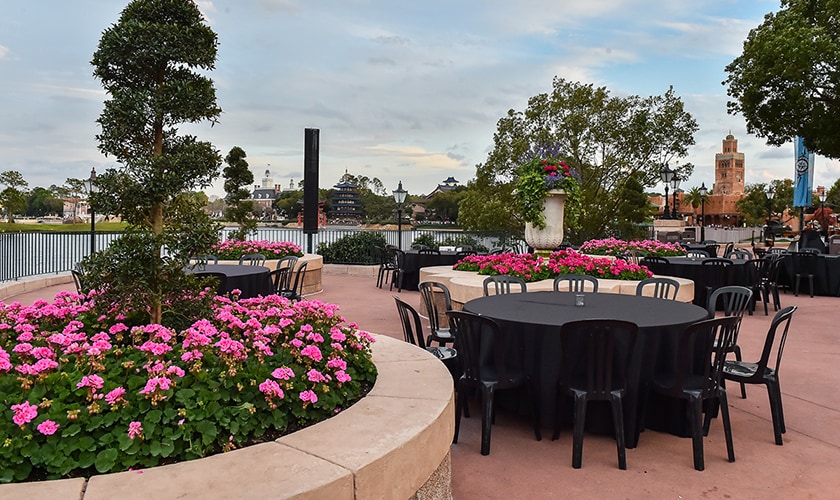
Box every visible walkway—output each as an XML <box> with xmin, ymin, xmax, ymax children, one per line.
<box><xmin>6</xmin><ymin>271</ymin><xmax>840</xmax><ymax>498</ymax></box>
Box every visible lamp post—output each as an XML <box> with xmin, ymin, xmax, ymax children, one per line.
<box><xmin>392</xmin><ymin>181</ymin><xmax>407</xmax><ymax>250</ymax></box>
<box><xmin>764</xmin><ymin>184</ymin><xmax>775</xmax><ymax>243</ymax></box>
<box><xmin>670</xmin><ymin>174</ymin><xmax>681</xmax><ymax>219</ymax></box>
<box><xmin>85</xmin><ymin>167</ymin><xmax>97</xmax><ymax>254</ymax></box>
<box><xmin>698</xmin><ymin>182</ymin><xmax>708</xmax><ymax>242</ymax></box>
<box><xmin>660</xmin><ymin>165</ymin><xmax>674</xmax><ymax>219</ymax></box>
<box><xmin>819</xmin><ymin>191</ymin><xmax>827</xmax><ymax>238</ymax></box>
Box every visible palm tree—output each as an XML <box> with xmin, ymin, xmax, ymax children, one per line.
<box><xmin>682</xmin><ymin>186</ymin><xmax>710</xmax><ymax>224</ymax></box>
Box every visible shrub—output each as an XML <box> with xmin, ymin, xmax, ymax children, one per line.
<box><xmin>411</xmin><ymin>233</ymin><xmax>438</xmax><ymax>250</ymax></box>
<box><xmin>578</xmin><ymin>238</ymin><xmax>685</xmax><ymax>257</ymax></box>
<box><xmin>0</xmin><ymin>292</ymin><xmax>376</xmax><ymax>482</ymax></box>
<box><xmin>317</xmin><ymin>232</ymin><xmax>387</xmax><ymax>264</ymax></box>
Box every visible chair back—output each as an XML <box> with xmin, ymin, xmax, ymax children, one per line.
<box><xmin>758</xmin><ymin>306</ymin><xmax>797</xmax><ymax>378</ymax></box>
<box><xmin>722</xmin><ymin>242</ymin><xmax>734</xmax><ymax>257</ymax></box>
<box><xmin>686</xmin><ymin>249</ymin><xmax>710</xmax><ymax>259</ymax></box>
<box><xmin>483</xmin><ymin>275</ymin><xmax>527</xmax><ymax>296</ymax></box>
<box><xmin>667</xmin><ymin>316</ymin><xmax>740</xmax><ymax>399</ymax></box>
<box><xmin>635</xmin><ymin>277</ymin><xmax>680</xmax><ymax>300</ymax></box>
<box><xmin>640</xmin><ymin>255</ymin><xmax>670</xmax><ymax>275</ymax></box>
<box><xmin>447</xmin><ymin>310</ymin><xmax>515</xmax><ymax>385</ymax></box>
<box><xmin>71</xmin><ymin>269</ymin><xmax>87</xmax><ymax>295</ymax></box>
<box><xmin>725</xmin><ymin>248</ymin><xmax>751</xmax><ymax>260</ymax></box>
<box><xmin>701</xmin><ymin>258</ymin><xmax>733</xmax><ymax>292</ymax></box>
<box><xmin>195</xmin><ymin>272</ymin><xmax>227</xmax><ymax>296</ymax></box>
<box><xmin>189</xmin><ymin>254</ymin><xmax>218</xmax><ymax>267</ymax></box>
<box><xmin>393</xmin><ymin>295</ymin><xmax>428</xmax><ymax>348</ymax></box>
<box><xmin>419</xmin><ymin>248</ymin><xmax>441</xmax><ymax>255</ymax></box>
<box><xmin>768</xmin><ymin>247</ymin><xmax>788</xmax><ymax>255</ymax></box>
<box><xmin>560</xmin><ymin>320</ymin><xmax>638</xmax><ymax>397</ymax></box>
<box><xmin>553</xmin><ymin>274</ymin><xmax>599</xmax><ymax>293</ymax></box>
<box><xmin>706</xmin><ymin>285</ymin><xmax>752</xmax><ymax>319</ymax></box>
<box><xmin>275</xmin><ymin>255</ymin><xmax>299</xmax><ymax>271</ymax></box>
<box><xmin>793</xmin><ymin>251</ymin><xmax>818</xmax><ymax>274</ymax></box>
<box><xmin>411</xmin><ymin>244</ymin><xmax>429</xmax><ymax>250</ymax></box>
<box><xmin>270</xmin><ymin>267</ymin><xmax>293</xmax><ymax>295</ymax></box>
<box><xmin>418</xmin><ymin>281</ymin><xmax>452</xmax><ymax>338</ymax></box>
<box><xmin>285</xmin><ymin>261</ymin><xmax>308</xmax><ymax>300</ymax></box>
<box><xmin>239</xmin><ymin>253</ymin><xmax>266</xmax><ymax>266</ymax></box>
<box><xmin>619</xmin><ymin>250</ymin><xmax>646</xmax><ymax>265</ymax></box>
<box><xmin>456</xmin><ymin>250</ymin><xmax>477</xmax><ymax>258</ymax></box>
<box><xmin>752</xmin><ymin>246</ymin><xmax>767</xmax><ymax>258</ymax></box>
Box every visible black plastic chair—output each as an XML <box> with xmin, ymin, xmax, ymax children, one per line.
<box><xmin>393</xmin><ymin>296</ymin><xmax>458</xmax><ymax>379</ymax></box>
<box><xmin>725</xmin><ymin>248</ymin><xmax>751</xmax><ymax>260</ymax></box>
<box><xmin>376</xmin><ymin>246</ymin><xmax>398</xmax><ymax>288</ymax></box>
<box><xmin>744</xmin><ymin>258</ymin><xmax>772</xmax><ymax>316</ymax></box>
<box><xmin>280</xmin><ymin>261</ymin><xmax>308</xmax><ymax>301</ymax></box>
<box><xmin>553</xmin><ymin>274</ymin><xmax>599</xmax><ymax>293</ymax></box>
<box><xmin>651</xmin><ymin>316</ymin><xmax>739</xmax><ymax>471</ymax></box>
<box><xmin>792</xmin><ymin>251</ymin><xmax>818</xmax><ymax>297</ymax></box>
<box><xmin>635</xmin><ymin>277</ymin><xmax>680</xmax><ymax>300</ymax></box>
<box><xmin>722</xmin><ymin>242</ymin><xmax>734</xmax><ymax>257</ymax></box>
<box><xmin>448</xmin><ymin>310</ymin><xmax>541</xmax><ymax>455</ymax></box>
<box><xmin>71</xmin><ymin>269</ymin><xmax>88</xmax><ymax>295</ymax></box>
<box><xmin>723</xmin><ymin>305</ymin><xmax>797</xmax><ymax>445</ymax></box>
<box><xmin>389</xmin><ymin>249</ymin><xmax>408</xmax><ymax>292</ymax></box>
<box><xmin>238</xmin><ymin>253</ymin><xmax>266</xmax><ymax>266</ymax></box>
<box><xmin>706</xmin><ymin>285</ymin><xmax>752</xmax><ymax>398</ymax></box>
<box><xmin>482</xmin><ymin>275</ymin><xmax>527</xmax><ymax>296</ymax></box>
<box><xmin>686</xmin><ymin>249</ymin><xmax>710</xmax><ymax>259</ymax></box>
<box><xmin>189</xmin><ymin>254</ymin><xmax>218</xmax><ymax>267</ymax></box>
<box><xmin>418</xmin><ymin>281</ymin><xmax>455</xmax><ymax>347</ymax></box>
<box><xmin>701</xmin><ymin>258</ymin><xmax>733</xmax><ymax>299</ymax></box>
<box><xmin>640</xmin><ymin>255</ymin><xmax>670</xmax><ymax>275</ymax></box>
<box><xmin>552</xmin><ymin>319</ymin><xmax>638</xmax><ymax>470</ymax></box>
<box><xmin>275</xmin><ymin>255</ymin><xmax>299</xmax><ymax>271</ymax></box>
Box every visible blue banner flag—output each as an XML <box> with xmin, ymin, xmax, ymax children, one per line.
<box><xmin>793</xmin><ymin>136</ymin><xmax>814</xmax><ymax>207</ymax></box>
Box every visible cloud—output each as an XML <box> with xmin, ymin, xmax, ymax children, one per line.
<box><xmin>0</xmin><ymin>45</ymin><xmax>9</xmax><ymax>59</ymax></box>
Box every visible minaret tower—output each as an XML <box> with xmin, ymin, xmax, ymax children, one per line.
<box><xmin>714</xmin><ymin>133</ymin><xmax>745</xmax><ymax>195</ymax></box>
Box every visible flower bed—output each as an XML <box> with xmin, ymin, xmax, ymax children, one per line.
<box><xmin>211</xmin><ymin>240</ymin><xmax>303</xmax><ymax>260</ymax></box>
<box><xmin>0</xmin><ymin>291</ymin><xmax>376</xmax><ymax>483</ymax></box>
<box><xmin>452</xmin><ymin>249</ymin><xmax>652</xmax><ymax>282</ymax></box>
<box><xmin>578</xmin><ymin>237</ymin><xmax>685</xmax><ymax>257</ymax></box>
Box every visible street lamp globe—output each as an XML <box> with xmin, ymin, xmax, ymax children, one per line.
<box><xmin>660</xmin><ymin>165</ymin><xmax>674</xmax><ymax>219</ymax></box>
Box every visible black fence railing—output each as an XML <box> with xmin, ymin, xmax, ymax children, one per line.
<box><xmin>1</xmin><ymin>228</ymin><xmax>515</xmax><ymax>282</ymax></box>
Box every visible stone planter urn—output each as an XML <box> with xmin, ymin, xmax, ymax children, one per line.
<box><xmin>524</xmin><ymin>189</ymin><xmax>566</xmax><ymax>252</ymax></box>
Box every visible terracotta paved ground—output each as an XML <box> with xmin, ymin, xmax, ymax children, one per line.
<box><xmin>9</xmin><ymin>271</ymin><xmax>840</xmax><ymax>499</ymax></box>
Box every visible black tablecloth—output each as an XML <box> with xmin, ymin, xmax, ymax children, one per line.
<box><xmin>464</xmin><ymin>291</ymin><xmax>708</xmax><ymax>448</ymax></box>
<box><xmin>778</xmin><ymin>253</ymin><xmax>840</xmax><ymax>296</ymax></box>
<box><xmin>682</xmin><ymin>243</ymin><xmax>719</xmax><ymax>258</ymax></box>
<box><xmin>663</xmin><ymin>257</ymin><xmax>749</xmax><ymax>307</ymax></box>
<box><xmin>189</xmin><ymin>264</ymin><xmax>273</xmax><ymax>298</ymax></box>
<box><xmin>400</xmin><ymin>251</ymin><xmax>462</xmax><ymax>290</ymax></box>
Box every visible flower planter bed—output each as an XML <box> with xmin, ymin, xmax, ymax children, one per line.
<box><xmin>0</xmin><ymin>335</ymin><xmax>455</xmax><ymax>499</ymax></box>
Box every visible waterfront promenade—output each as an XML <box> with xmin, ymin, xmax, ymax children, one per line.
<box><xmin>6</xmin><ymin>270</ymin><xmax>840</xmax><ymax>498</ymax></box>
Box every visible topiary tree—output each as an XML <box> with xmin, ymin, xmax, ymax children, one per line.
<box><xmin>85</xmin><ymin>0</ymin><xmax>223</xmax><ymax>325</ymax></box>
<box><xmin>223</xmin><ymin>146</ymin><xmax>257</xmax><ymax>241</ymax></box>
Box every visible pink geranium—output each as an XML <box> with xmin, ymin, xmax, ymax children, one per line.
<box><xmin>11</xmin><ymin>401</ymin><xmax>38</xmax><ymax>426</ymax></box>
<box><xmin>128</xmin><ymin>421</ymin><xmax>143</xmax><ymax>439</ymax></box>
<box><xmin>36</xmin><ymin>420</ymin><xmax>59</xmax><ymax>436</ymax></box>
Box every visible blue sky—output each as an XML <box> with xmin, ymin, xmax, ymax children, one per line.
<box><xmin>2</xmin><ymin>0</ymin><xmax>837</xmax><ymax>200</ymax></box>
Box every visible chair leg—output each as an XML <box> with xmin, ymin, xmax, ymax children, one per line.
<box><xmin>571</xmin><ymin>391</ymin><xmax>587</xmax><ymax>469</ymax></box>
<box><xmin>480</xmin><ymin>386</ymin><xmax>495</xmax><ymax>455</ymax></box>
<box><xmin>794</xmin><ymin>275</ymin><xmax>800</xmax><ymax>296</ymax></box>
<box><xmin>610</xmin><ymin>392</ymin><xmax>627</xmax><ymax>470</ymax></box>
<box><xmin>718</xmin><ymin>389</ymin><xmax>735</xmax><ymax>463</ymax></box>
<box><xmin>808</xmin><ymin>276</ymin><xmax>814</xmax><ymax>298</ymax></box>
<box><xmin>453</xmin><ymin>380</ymin><xmax>465</xmax><ymax>444</ymax></box>
<box><xmin>733</xmin><ymin>346</ymin><xmax>746</xmax><ymax>399</ymax></box>
<box><xmin>688</xmin><ymin>396</ymin><xmax>705</xmax><ymax>471</ymax></box>
<box><xmin>766</xmin><ymin>381</ymin><xmax>784</xmax><ymax>445</ymax></box>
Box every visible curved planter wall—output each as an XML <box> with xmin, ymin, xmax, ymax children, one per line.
<box><xmin>0</xmin><ymin>279</ymin><xmax>455</xmax><ymax>500</ymax></box>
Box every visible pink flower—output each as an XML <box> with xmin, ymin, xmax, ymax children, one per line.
<box><xmin>335</xmin><ymin>370</ymin><xmax>352</xmax><ymax>383</ymax></box>
<box><xmin>299</xmin><ymin>390</ymin><xmax>318</xmax><ymax>404</ymax></box>
<box><xmin>76</xmin><ymin>374</ymin><xmax>105</xmax><ymax>390</ymax></box>
<box><xmin>271</xmin><ymin>367</ymin><xmax>295</xmax><ymax>380</ymax></box>
<box><xmin>258</xmin><ymin>379</ymin><xmax>285</xmax><ymax>399</ymax></box>
<box><xmin>37</xmin><ymin>420</ymin><xmax>60</xmax><ymax>436</ymax></box>
<box><xmin>128</xmin><ymin>421</ymin><xmax>143</xmax><ymax>439</ymax></box>
<box><xmin>300</xmin><ymin>345</ymin><xmax>322</xmax><ymax>362</ymax></box>
<box><xmin>105</xmin><ymin>387</ymin><xmax>126</xmax><ymax>405</ymax></box>
<box><xmin>307</xmin><ymin>369</ymin><xmax>329</xmax><ymax>383</ymax></box>
<box><xmin>11</xmin><ymin>401</ymin><xmax>38</xmax><ymax>426</ymax></box>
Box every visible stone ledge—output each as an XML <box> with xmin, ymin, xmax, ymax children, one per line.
<box><xmin>0</xmin><ymin>274</ymin><xmax>74</xmax><ymax>302</ymax></box>
<box><xmin>0</xmin><ymin>335</ymin><xmax>454</xmax><ymax>500</ymax></box>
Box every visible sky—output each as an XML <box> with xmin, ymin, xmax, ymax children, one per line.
<box><xmin>2</xmin><ymin>0</ymin><xmax>839</xmax><ymax>201</ymax></box>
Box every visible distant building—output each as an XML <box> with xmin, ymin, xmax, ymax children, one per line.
<box><xmin>425</xmin><ymin>176</ymin><xmax>460</xmax><ymax>198</ymax></box>
<box><xmin>249</xmin><ymin>168</ymin><xmax>283</xmax><ymax>215</ymax></box>
<box><xmin>328</xmin><ymin>170</ymin><xmax>363</xmax><ymax>224</ymax></box>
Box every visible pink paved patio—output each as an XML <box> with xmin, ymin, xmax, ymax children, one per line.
<box><xmin>7</xmin><ymin>269</ymin><xmax>840</xmax><ymax>498</ymax></box>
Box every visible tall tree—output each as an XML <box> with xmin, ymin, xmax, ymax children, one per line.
<box><xmin>736</xmin><ymin>179</ymin><xmax>796</xmax><ymax>226</ymax></box>
<box><xmin>85</xmin><ymin>0</ymin><xmax>222</xmax><ymax>325</ymax></box>
<box><xmin>223</xmin><ymin>146</ymin><xmax>256</xmax><ymax>241</ymax></box>
<box><xmin>725</xmin><ymin>0</ymin><xmax>840</xmax><ymax>157</ymax></box>
<box><xmin>0</xmin><ymin>171</ymin><xmax>28</xmax><ymax>223</ymax></box>
<box><xmin>458</xmin><ymin>79</ymin><xmax>698</xmax><ymax>243</ymax></box>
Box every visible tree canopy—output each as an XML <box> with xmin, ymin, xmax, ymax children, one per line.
<box><xmin>724</xmin><ymin>0</ymin><xmax>840</xmax><ymax>158</ymax></box>
<box><xmin>458</xmin><ymin>78</ymin><xmax>698</xmax><ymax>243</ymax></box>
<box><xmin>84</xmin><ymin>0</ymin><xmax>223</xmax><ymax>324</ymax></box>
<box><xmin>735</xmin><ymin>179</ymin><xmax>796</xmax><ymax>226</ymax></box>
<box><xmin>0</xmin><ymin>171</ymin><xmax>28</xmax><ymax>223</ymax></box>
<box><xmin>223</xmin><ymin>146</ymin><xmax>256</xmax><ymax>241</ymax></box>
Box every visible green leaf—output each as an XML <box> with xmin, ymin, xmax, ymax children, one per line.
<box><xmin>94</xmin><ymin>448</ymin><xmax>118</xmax><ymax>473</ymax></box>
<box><xmin>61</xmin><ymin>424</ymin><xmax>82</xmax><ymax>438</ymax></box>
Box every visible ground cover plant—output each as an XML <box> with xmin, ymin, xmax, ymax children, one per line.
<box><xmin>453</xmin><ymin>249</ymin><xmax>652</xmax><ymax>282</ymax></box>
<box><xmin>211</xmin><ymin>239</ymin><xmax>303</xmax><ymax>260</ymax></box>
<box><xmin>578</xmin><ymin>237</ymin><xmax>686</xmax><ymax>257</ymax></box>
<box><xmin>0</xmin><ymin>291</ymin><xmax>376</xmax><ymax>482</ymax></box>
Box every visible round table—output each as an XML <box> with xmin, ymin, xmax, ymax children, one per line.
<box><xmin>189</xmin><ymin>264</ymin><xmax>273</xmax><ymax>298</ymax></box>
<box><xmin>663</xmin><ymin>257</ymin><xmax>749</xmax><ymax>306</ymax></box>
<box><xmin>463</xmin><ymin>291</ymin><xmax>708</xmax><ymax>447</ymax></box>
